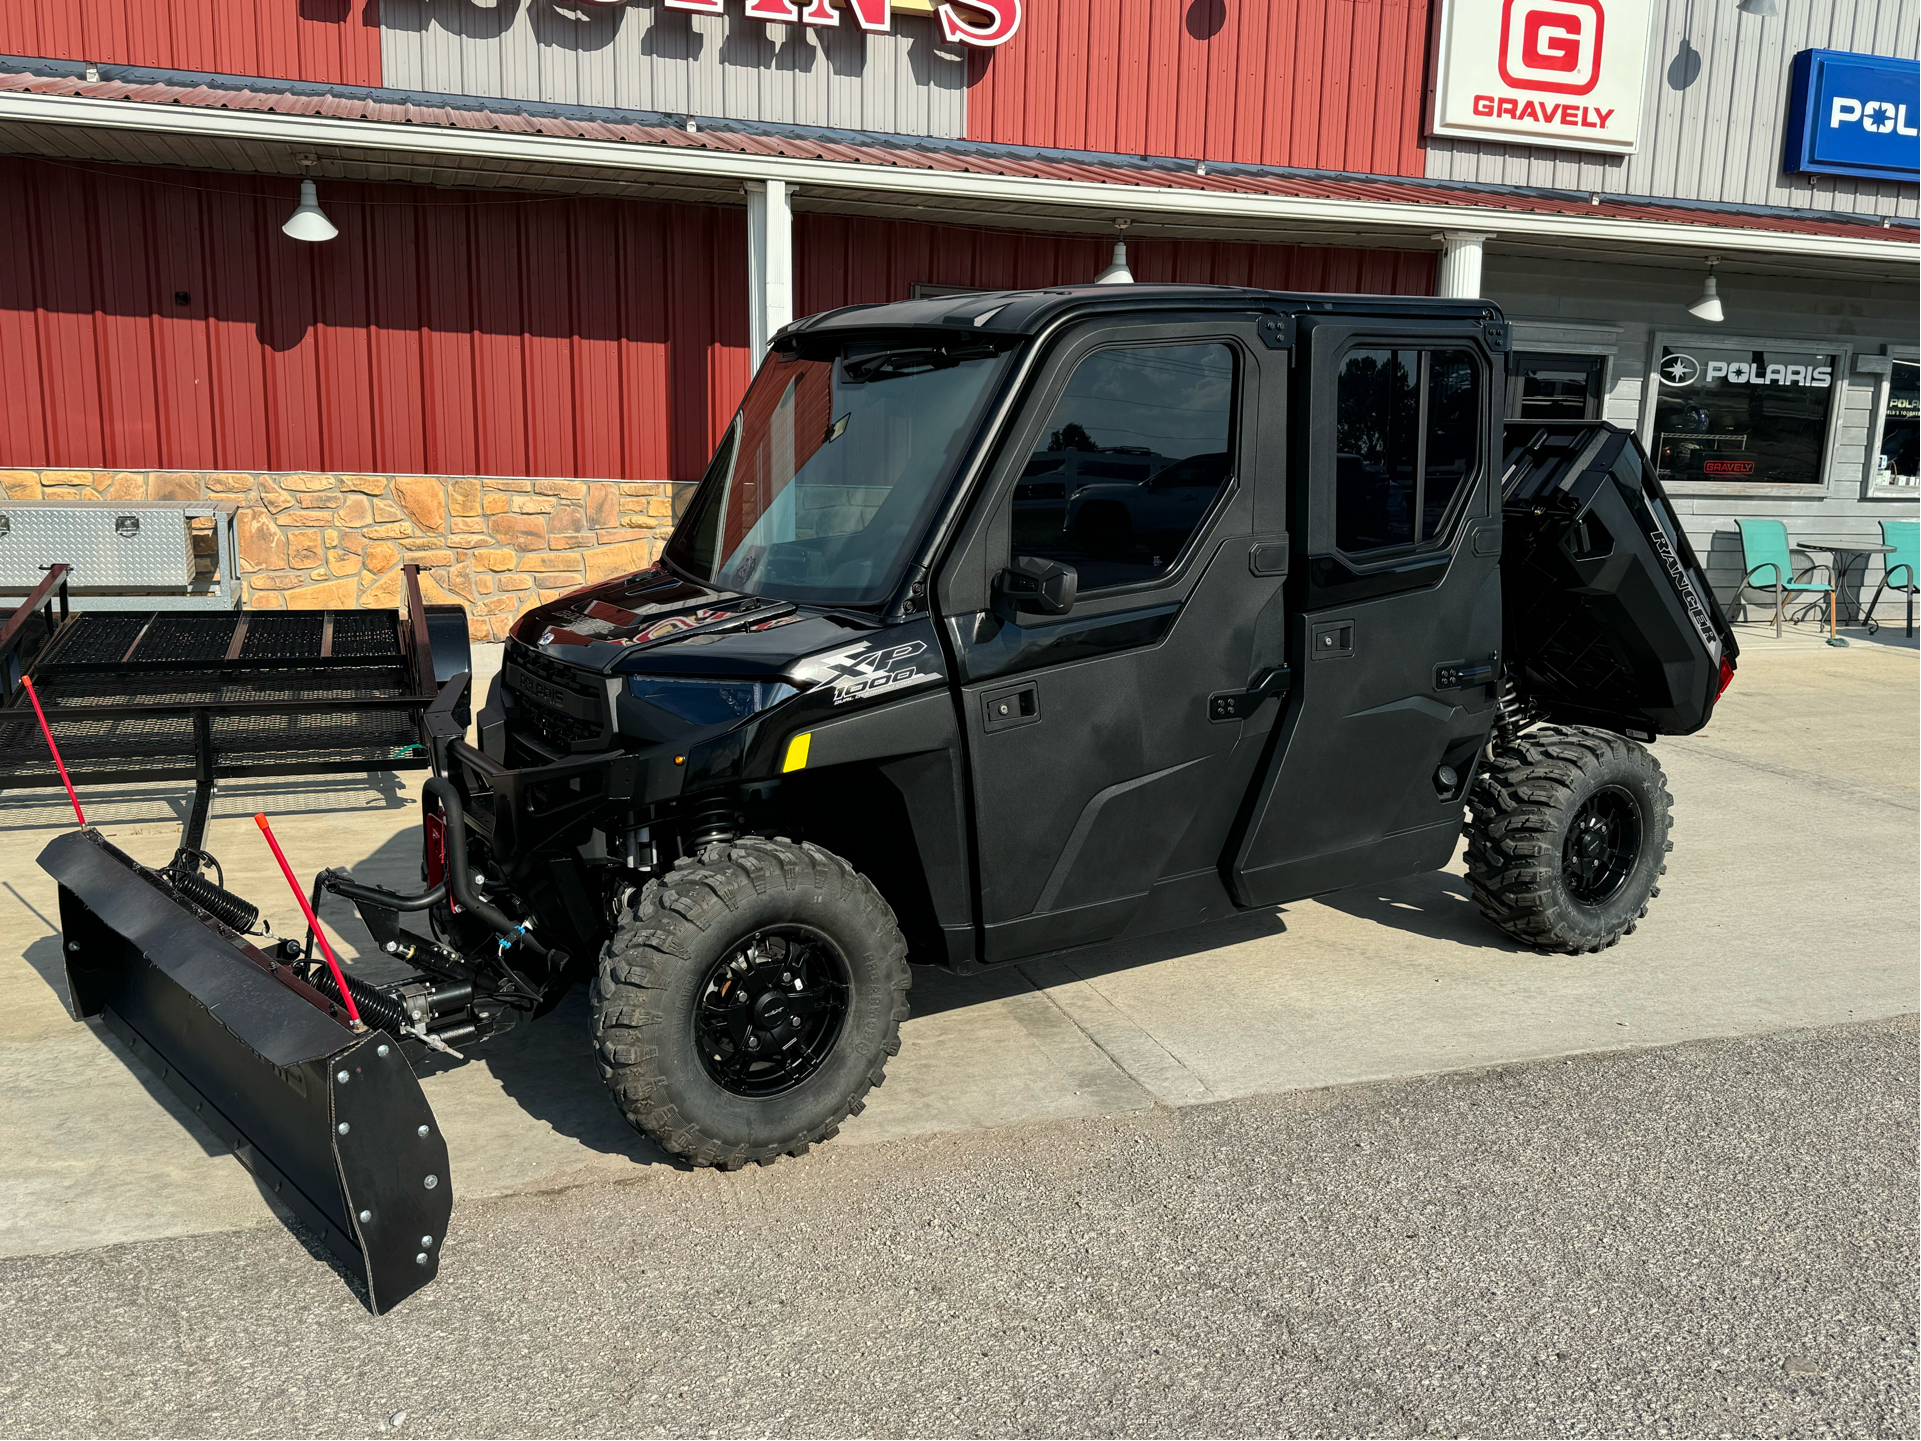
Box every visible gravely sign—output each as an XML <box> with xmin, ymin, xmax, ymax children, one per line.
<box><xmin>1428</xmin><ymin>0</ymin><xmax>1652</xmax><ymax>155</ymax></box>
<box><xmin>578</xmin><ymin>0</ymin><xmax>1021</xmax><ymax>48</ymax></box>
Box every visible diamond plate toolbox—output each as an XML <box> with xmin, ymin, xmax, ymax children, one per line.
<box><xmin>0</xmin><ymin>504</ymin><xmax>194</xmax><ymax>588</ymax></box>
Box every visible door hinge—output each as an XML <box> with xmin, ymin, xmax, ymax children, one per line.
<box><xmin>1208</xmin><ymin>665</ymin><xmax>1292</xmax><ymax>722</ymax></box>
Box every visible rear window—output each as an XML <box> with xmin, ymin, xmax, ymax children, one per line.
<box><xmin>1335</xmin><ymin>347</ymin><xmax>1481</xmax><ymax>556</ymax></box>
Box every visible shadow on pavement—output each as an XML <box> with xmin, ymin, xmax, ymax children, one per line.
<box><xmin>0</xmin><ymin>774</ymin><xmax>410</xmax><ymax>837</ymax></box>
<box><xmin>1314</xmin><ymin>868</ymin><xmax>1535</xmax><ymax>953</ymax></box>
<box><xmin>16</xmin><ymin>931</ymin><xmax>71</xmax><ymax>1013</ymax></box>
<box><xmin>909</xmin><ymin>906</ymin><xmax>1293</xmax><ymax>1015</ymax></box>
<box><xmin>463</xmin><ymin>991</ymin><xmax>676</xmax><ymax>1170</ymax></box>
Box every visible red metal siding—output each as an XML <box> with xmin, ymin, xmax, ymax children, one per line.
<box><xmin>0</xmin><ymin>158</ymin><xmax>747</xmax><ymax>482</ymax></box>
<box><xmin>0</xmin><ymin>0</ymin><xmax>382</xmax><ymax>88</ymax></box>
<box><xmin>796</xmin><ymin>215</ymin><xmax>1436</xmax><ymax>312</ymax></box>
<box><xmin>966</xmin><ymin>0</ymin><xmax>1432</xmax><ymax>178</ymax></box>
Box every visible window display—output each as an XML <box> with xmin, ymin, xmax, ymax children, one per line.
<box><xmin>1876</xmin><ymin>359</ymin><xmax>1917</xmax><ymax>486</ymax></box>
<box><xmin>1649</xmin><ymin>345</ymin><xmax>1837</xmax><ymax>485</ymax></box>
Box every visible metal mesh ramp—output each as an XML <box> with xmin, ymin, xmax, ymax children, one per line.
<box><xmin>0</xmin><ymin>607</ymin><xmax>434</xmax><ymax>789</ymax></box>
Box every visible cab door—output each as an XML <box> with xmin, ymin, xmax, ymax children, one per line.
<box><xmin>1228</xmin><ymin>318</ymin><xmax>1505</xmax><ymax>906</ymax></box>
<box><xmin>940</xmin><ymin>318</ymin><xmax>1289</xmax><ymax>964</ymax></box>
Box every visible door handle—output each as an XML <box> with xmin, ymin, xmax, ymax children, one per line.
<box><xmin>982</xmin><ymin>682</ymin><xmax>1039</xmax><ymax>732</ymax></box>
<box><xmin>1310</xmin><ymin>620</ymin><xmax>1354</xmax><ymax>659</ymax></box>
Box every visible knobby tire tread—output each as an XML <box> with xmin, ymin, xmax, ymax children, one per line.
<box><xmin>592</xmin><ymin>836</ymin><xmax>911</xmax><ymax>1170</ymax></box>
<box><xmin>1464</xmin><ymin>724</ymin><xmax>1673</xmax><ymax>955</ymax></box>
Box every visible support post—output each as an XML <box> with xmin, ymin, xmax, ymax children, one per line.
<box><xmin>1434</xmin><ymin>231</ymin><xmax>1494</xmax><ymax>299</ymax></box>
<box><xmin>746</xmin><ymin>178</ymin><xmax>793</xmax><ymax>359</ymax></box>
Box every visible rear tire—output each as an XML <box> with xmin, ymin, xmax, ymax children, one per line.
<box><xmin>1464</xmin><ymin>725</ymin><xmax>1672</xmax><ymax>955</ymax></box>
<box><xmin>592</xmin><ymin>836</ymin><xmax>911</xmax><ymax>1169</ymax></box>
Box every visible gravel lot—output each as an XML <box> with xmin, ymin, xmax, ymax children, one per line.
<box><xmin>1</xmin><ymin>1016</ymin><xmax>1914</xmax><ymax>1439</ymax></box>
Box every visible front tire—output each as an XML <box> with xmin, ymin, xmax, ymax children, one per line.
<box><xmin>1464</xmin><ymin>726</ymin><xmax>1673</xmax><ymax>955</ymax></box>
<box><xmin>592</xmin><ymin>836</ymin><xmax>911</xmax><ymax>1169</ymax></box>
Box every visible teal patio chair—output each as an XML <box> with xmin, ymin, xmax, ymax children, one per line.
<box><xmin>1737</xmin><ymin>518</ymin><xmax>1834</xmax><ymax>640</ymax></box>
<box><xmin>1865</xmin><ymin>519</ymin><xmax>1918</xmax><ymax>639</ymax></box>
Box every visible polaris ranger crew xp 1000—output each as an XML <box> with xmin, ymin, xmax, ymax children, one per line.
<box><xmin>43</xmin><ymin>286</ymin><xmax>1735</xmax><ymax>1309</ymax></box>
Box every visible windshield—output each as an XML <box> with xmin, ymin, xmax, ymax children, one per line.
<box><xmin>664</xmin><ymin>335</ymin><xmax>1012</xmax><ymax>606</ymax></box>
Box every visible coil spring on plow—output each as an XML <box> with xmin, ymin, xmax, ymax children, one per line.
<box><xmin>301</xmin><ymin>963</ymin><xmax>413</xmax><ymax>1036</ymax></box>
<box><xmin>166</xmin><ymin>867</ymin><xmax>262</xmax><ymax>934</ymax></box>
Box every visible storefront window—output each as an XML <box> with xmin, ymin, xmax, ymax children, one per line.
<box><xmin>1507</xmin><ymin>352</ymin><xmax>1605</xmax><ymax>421</ymax></box>
<box><xmin>1650</xmin><ymin>345</ymin><xmax>1837</xmax><ymax>485</ymax></box>
<box><xmin>1876</xmin><ymin>359</ymin><xmax>1918</xmax><ymax>487</ymax></box>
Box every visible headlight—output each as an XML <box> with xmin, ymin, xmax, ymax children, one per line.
<box><xmin>627</xmin><ymin>677</ymin><xmax>798</xmax><ymax>727</ymax></box>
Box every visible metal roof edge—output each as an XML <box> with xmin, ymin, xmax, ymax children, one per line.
<box><xmin>4</xmin><ymin>52</ymin><xmax>1912</xmax><ymax>241</ymax></box>
<box><xmin>0</xmin><ymin>63</ymin><xmax>1912</xmax><ymax>263</ymax></box>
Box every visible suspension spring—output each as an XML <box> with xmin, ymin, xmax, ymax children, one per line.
<box><xmin>1496</xmin><ymin>671</ymin><xmax>1537</xmax><ymax>745</ymax></box>
<box><xmin>684</xmin><ymin>795</ymin><xmax>740</xmax><ymax>850</ymax></box>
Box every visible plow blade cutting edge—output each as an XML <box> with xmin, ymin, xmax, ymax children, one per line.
<box><xmin>40</xmin><ymin>829</ymin><xmax>452</xmax><ymax>1313</ymax></box>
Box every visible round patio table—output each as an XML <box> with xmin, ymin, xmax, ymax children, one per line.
<box><xmin>1794</xmin><ymin>537</ymin><xmax>1896</xmax><ymax>626</ymax></box>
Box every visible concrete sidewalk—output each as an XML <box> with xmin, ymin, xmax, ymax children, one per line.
<box><xmin>1</xmin><ymin>641</ymin><xmax>1914</xmax><ymax>1259</ymax></box>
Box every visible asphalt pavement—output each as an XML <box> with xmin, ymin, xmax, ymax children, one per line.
<box><xmin>0</xmin><ymin>1017</ymin><xmax>1914</xmax><ymax>1439</ymax></box>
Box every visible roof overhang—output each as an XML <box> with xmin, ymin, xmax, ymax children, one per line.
<box><xmin>0</xmin><ymin>85</ymin><xmax>1914</xmax><ymax>283</ymax></box>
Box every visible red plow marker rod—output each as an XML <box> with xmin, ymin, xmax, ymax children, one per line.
<box><xmin>21</xmin><ymin>675</ymin><xmax>85</xmax><ymax>827</ymax></box>
<box><xmin>253</xmin><ymin>813</ymin><xmax>363</xmax><ymax>1029</ymax></box>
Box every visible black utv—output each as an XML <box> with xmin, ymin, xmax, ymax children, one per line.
<box><xmin>43</xmin><ymin>285</ymin><xmax>1735</xmax><ymax>1310</ymax></box>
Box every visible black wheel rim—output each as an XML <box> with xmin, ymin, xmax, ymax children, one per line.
<box><xmin>694</xmin><ymin>927</ymin><xmax>850</xmax><ymax>1097</ymax></box>
<box><xmin>1561</xmin><ymin>785</ymin><xmax>1643</xmax><ymax>906</ymax></box>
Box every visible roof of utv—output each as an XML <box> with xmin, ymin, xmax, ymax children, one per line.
<box><xmin>779</xmin><ymin>284</ymin><xmax>1504</xmax><ymax>343</ymax></box>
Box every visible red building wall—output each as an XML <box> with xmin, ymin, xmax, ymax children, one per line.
<box><xmin>0</xmin><ymin>0</ymin><xmax>382</xmax><ymax>86</ymax></box>
<box><xmin>965</xmin><ymin>0</ymin><xmax>1431</xmax><ymax>178</ymax></box>
<box><xmin>0</xmin><ymin>160</ymin><xmax>1434</xmax><ymax>484</ymax></box>
<box><xmin>0</xmin><ymin>158</ymin><xmax>747</xmax><ymax>482</ymax></box>
<box><xmin>796</xmin><ymin>214</ymin><xmax>1437</xmax><ymax>312</ymax></box>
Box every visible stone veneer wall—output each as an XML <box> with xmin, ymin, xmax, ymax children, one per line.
<box><xmin>0</xmin><ymin>469</ymin><xmax>691</xmax><ymax>641</ymax></box>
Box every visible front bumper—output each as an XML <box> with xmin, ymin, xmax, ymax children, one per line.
<box><xmin>441</xmin><ymin>736</ymin><xmax>685</xmax><ymax>871</ymax></box>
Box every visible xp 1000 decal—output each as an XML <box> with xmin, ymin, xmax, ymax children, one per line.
<box><xmin>790</xmin><ymin>626</ymin><xmax>943</xmax><ymax>707</ymax></box>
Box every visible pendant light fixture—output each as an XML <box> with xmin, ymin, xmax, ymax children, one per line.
<box><xmin>1687</xmin><ymin>256</ymin><xmax>1725</xmax><ymax>323</ymax></box>
<box><xmin>1736</xmin><ymin>0</ymin><xmax>1777</xmax><ymax>17</ymax></box>
<box><xmin>1093</xmin><ymin>219</ymin><xmax>1134</xmax><ymax>285</ymax></box>
<box><xmin>282</xmin><ymin>159</ymin><xmax>338</xmax><ymax>243</ymax></box>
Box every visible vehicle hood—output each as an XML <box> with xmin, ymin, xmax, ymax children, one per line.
<box><xmin>508</xmin><ymin>566</ymin><xmax>876</xmax><ymax>676</ymax></box>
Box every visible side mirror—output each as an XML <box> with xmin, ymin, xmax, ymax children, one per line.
<box><xmin>995</xmin><ymin>556</ymin><xmax>1078</xmax><ymax>616</ymax></box>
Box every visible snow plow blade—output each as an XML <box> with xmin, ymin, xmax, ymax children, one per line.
<box><xmin>40</xmin><ymin>828</ymin><xmax>452</xmax><ymax>1314</ymax></box>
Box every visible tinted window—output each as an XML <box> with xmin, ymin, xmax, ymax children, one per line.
<box><xmin>1335</xmin><ymin>346</ymin><xmax>1480</xmax><ymax>556</ymax></box>
<box><xmin>1423</xmin><ymin>350</ymin><xmax>1478</xmax><ymax>540</ymax></box>
<box><xmin>1335</xmin><ymin>349</ymin><xmax>1419</xmax><ymax>553</ymax></box>
<box><xmin>1012</xmin><ymin>344</ymin><xmax>1236</xmax><ymax>590</ymax></box>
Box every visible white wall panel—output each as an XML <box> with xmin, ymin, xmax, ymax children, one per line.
<box><xmin>381</xmin><ymin>0</ymin><xmax>968</xmax><ymax>139</ymax></box>
<box><xmin>1426</xmin><ymin>0</ymin><xmax>1920</xmax><ymax>220</ymax></box>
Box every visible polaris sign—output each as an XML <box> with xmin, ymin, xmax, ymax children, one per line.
<box><xmin>1784</xmin><ymin>49</ymin><xmax>1920</xmax><ymax>183</ymax></box>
